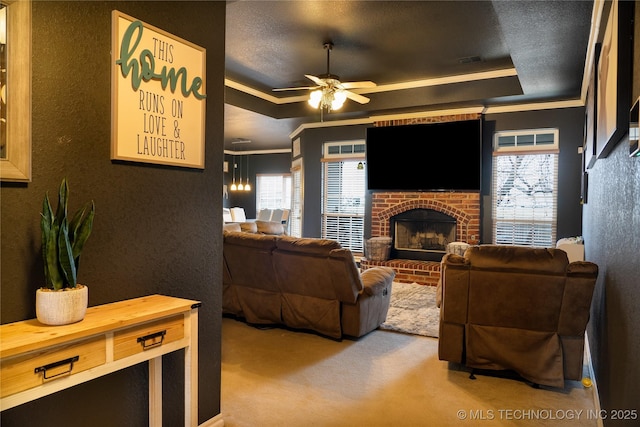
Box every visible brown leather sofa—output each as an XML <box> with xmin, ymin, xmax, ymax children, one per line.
<box><xmin>223</xmin><ymin>229</ymin><xmax>396</xmax><ymax>339</ymax></box>
<box><xmin>438</xmin><ymin>245</ymin><xmax>598</xmax><ymax>388</ymax></box>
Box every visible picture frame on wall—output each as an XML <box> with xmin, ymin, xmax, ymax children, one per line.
<box><xmin>0</xmin><ymin>0</ymin><xmax>32</xmax><ymax>182</ymax></box>
<box><xmin>584</xmin><ymin>43</ymin><xmax>599</xmax><ymax>170</ymax></box>
<box><xmin>595</xmin><ymin>0</ymin><xmax>634</xmax><ymax>159</ymax></box>
<box><xmin>111</xmin><ymin>11</ymin><xmax>207</xmax><ymax>169</ymax></box>
<box><xmin>581</xmin><ymin>171</ymin><xmax>588</xmax><ymax>205</ymax></box>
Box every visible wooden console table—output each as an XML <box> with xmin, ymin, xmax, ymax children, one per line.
<box><xmin>0</xmin><ymin>294</ymin><xmax>200</xmax><ymax>427</ymax></box>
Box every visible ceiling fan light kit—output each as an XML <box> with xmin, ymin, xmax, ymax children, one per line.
<box><xmin>308</xmin><ymin>85</ymin><xmax>347</xmax><ymax>111</ymax></box>
<box><xmin>276</xmin><ymin>42</ymin><xmax>376</xmax><ymax>113</ymax></box>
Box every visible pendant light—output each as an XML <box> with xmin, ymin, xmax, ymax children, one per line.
<box><xmin>230</xmin><ymin>155</ymin><xmax>237</xmax><ymax>191</ymax></box>
<box><xmin>244</xmin><ymin>154</ymin><xmax>251</xmax><ymax>191</ymax></box>
<box><xmin>237</xmin><ymin>156</ymin><xmax>244</xmax><ymax>191</ymax></box>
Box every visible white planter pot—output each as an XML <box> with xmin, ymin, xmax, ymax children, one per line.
<box><xmin>36</xmin><ymin>285</ymin><xmax>88</xmax><ymax>325</ymax></box>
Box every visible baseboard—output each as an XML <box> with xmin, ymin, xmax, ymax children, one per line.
<box><xmin>199</xmin><ymin>413</ymin><xmax>225</xmax><ymax>427</ymax></box>
<box><xmin>584</xmin><ymin>333</ymin><xmax>603</xmax><ymax>427</ymax></box>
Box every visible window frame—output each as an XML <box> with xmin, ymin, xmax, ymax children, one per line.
<box><xmin>492</xmin><ymin>129</ymin><xmax>559</xmax><ymax>248</ymax></box>
<box><xmin>321</xmin><ymin>141</ymin><xmax>366</xmax><ymax>253</ymax></box>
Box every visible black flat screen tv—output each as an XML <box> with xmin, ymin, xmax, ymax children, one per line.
<box><xmin>366</xmin><ymin>119</ymin><xmax>482</xmax><ymax>191</ymax></box>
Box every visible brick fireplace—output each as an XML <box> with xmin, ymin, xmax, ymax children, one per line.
<box><xmin>361</xmin><ymin>191</ymin><xmax>480</xmax><ymax>286</ymax></box>
<box><xmin>360</xmin><ymin>114</ymin><xmax>481</xmax><ymax>286</ymax></box>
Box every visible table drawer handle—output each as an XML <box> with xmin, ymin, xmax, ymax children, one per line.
<box><xmin>137</xmin><ymin>330</ymin><xmax>167</xmax><ymax>350</ymax></box>
<box><xmin>34</xmin><ymin>355</ymin><xmax>80</xmax><ymax>380</ymax></box>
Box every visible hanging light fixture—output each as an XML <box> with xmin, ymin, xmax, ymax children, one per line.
<box><xmin>237</xmin><ymin>155</ymin><xmax>244</xmax><ymax>191</ymax></box>
<box><xmin>357</xmin><ymin>161</ymin><xmax>364</xmax><ymax>170</ymax></box>
<box><xmin>244</xmin><ymin>154</ymin><xmax>251</xmax><ymax>191</ymax></box>
<box><xmin>230</xmin><ymin>155</ymin><xmax>237</xmax><ymax>191</ymax></box>
<box><xmin>275</xmin><ymin>42</ymin><xmax>375</xmax><ymax>115</ymax></box>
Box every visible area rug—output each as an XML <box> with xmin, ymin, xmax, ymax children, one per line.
<box><xmin>379</xmin><ymin>282</ymin><xmax>440</xmax><ymax>338</ymax></box>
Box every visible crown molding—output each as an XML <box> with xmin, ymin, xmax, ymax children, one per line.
<box><xmin>224</xmin><ymin>148</ymin><xmax>291</xmax><ymax>155</ymax></box>
<box><xmin>225</xmin><ymin>67</ymin><xmax>518</xmax><ymax>105</ymax></box>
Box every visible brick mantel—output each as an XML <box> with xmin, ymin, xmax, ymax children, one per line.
<box><xmin>370</xmin><ymin>192</ymin><xmax>480</xmax><ymax>245</ymax></box>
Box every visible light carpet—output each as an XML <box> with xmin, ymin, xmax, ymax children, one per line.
<box><xmin>379</xmin><ymin>281</ymin><xmax>440</xmax><ymax>338</ymax></box>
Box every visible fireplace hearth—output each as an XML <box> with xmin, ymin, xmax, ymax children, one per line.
<box><xmin>390</xmin><ymin>209</ymin><xmax>456</xmax><ymax>261</ymax></box>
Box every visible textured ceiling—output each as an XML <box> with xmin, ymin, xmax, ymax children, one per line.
<box><xmin>224</xmin><ymin>0</ymin><xmax>595</xmax><ymax>151</ymax></box>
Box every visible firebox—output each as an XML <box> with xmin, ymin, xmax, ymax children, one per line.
<box><xmin>390</xmin><ymin>208</ymin><xmax>456</xmax><ymax>261</ymax></box>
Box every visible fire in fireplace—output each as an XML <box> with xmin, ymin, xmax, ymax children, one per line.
<box><xmin>390</xmin><ymin>208</ymin><xmax>456</xmax><ymax>261</ymax></box>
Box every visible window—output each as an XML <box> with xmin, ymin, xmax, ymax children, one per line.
<box><xmin>492</xmin><ymin>129</ymin><xmax>559</xmax><ymax>247</ymax></box>
<box><xmin>256</xmin><ymin>174</ymin><xmax>291</xmax><ymax>212</ymax></box>
<box><xmin>322</xmin><ymin>141</ymin><xmax>366</xmax><ymax>253</ymax></box>
<box><xmin>289</xmin><ymin>159</ymin><xmax>302</xmax><ymax>237</ymax></box>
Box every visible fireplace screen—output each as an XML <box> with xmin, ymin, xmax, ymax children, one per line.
<box><xmin>390</xmin><ymin>209</ymin><xmax>456</xmax><ymax>261</ymax></box>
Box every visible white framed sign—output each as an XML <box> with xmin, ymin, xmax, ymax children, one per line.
<box><xmin>111</xmin><ymin>11</ymin><xmax>206</xmax><ymax>168</ymax></box>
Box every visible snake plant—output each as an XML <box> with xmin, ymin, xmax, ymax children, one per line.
<box><xmin>41</xmin><ymin>178</ymin><xmax>95</xmax><ymax>290</ymax></box>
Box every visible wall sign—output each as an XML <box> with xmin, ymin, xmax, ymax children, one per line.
<box><xmin>111</xmin><ymin>11</ymin><xmax>206</xmax><ymax>168</ymax></box>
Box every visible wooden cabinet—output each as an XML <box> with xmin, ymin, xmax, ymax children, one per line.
<box><xmin>0</xmin><ymin>295</ymin><xmax>200</xmax><ymax>427</ymax></box>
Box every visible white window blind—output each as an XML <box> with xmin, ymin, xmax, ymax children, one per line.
<box><xmin>492</xmin><ymin>130</ymin><xmax>559</xmax><ymax>247</ymax></box>
<box><xmin>256</xmin><ymin>174</ymin><xmax>291</xmax><ymax>211</ymax></box>
<box><xmin>322</xmin><ymin>159</ymin><xmax>365</xmax><ymax>253</ymax></box>
<box><xmin>290</xmin><ymin>161</ymin><xmax>302</xmax><ymax>237</ymax></box>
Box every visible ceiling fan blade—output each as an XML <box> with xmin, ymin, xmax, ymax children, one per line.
<box><xmin>305</xmin><ymin>74</ymin><xmax>327</xmax><ymax>86</ymax></box>
<box><xmin>344</xmin><ymin>90</ymin><xmax>370</xmax><ymax>104</ymax></box>
<box><xmin>273</xmin><ymin>86</ymin><xmax>319</xmax><ymax>91</ymax></box>
<box><xmin>341</xmin><ymin>81</ymin><xmax>377</xmax><ymax>89</ymax></box>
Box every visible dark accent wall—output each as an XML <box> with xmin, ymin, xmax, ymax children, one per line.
<box><xmin>297</xmin><ymin>124</ymin><xmax>370</xmax><ymax>237</ymax></box>
<box><xmin>0</xmin><ymin>2</ymin><xmax>225</xmax><ymax>426</ymax></box>
<box><xmin>224</xmin><ymin>152</ymin><xmax>292</xmax><ymax>217</ymax></box>
<box><xmin>583</xmin><ymin>3</ymin><xmax>640</xmax><ymax>424</ymax></box>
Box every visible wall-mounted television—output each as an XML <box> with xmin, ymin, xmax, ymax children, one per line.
<box><xmin>366</xmin><ymin>119</ymin><xmax>482</xmax><ymax>191</ymax></box>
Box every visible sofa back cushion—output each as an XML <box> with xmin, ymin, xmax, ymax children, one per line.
<box><xmin>223</xmin><ymin>222</ymin><xmax>242</xmax><ymax>233</ymax></box>
<box><xmin>273</xmin><ymin>236</ymin><xmax>362</xmax><ymax>303</ymax></box>
<box><xmin>256</xmin><ymin>220</ymin><xmax>285</xmax><ymax>235</ymax></box>
<box><xmin>239</xmin><ymin>221</ymin><xmax>258</xmax><ymax>233</ymax></box>
<box><xmin>465</xmin><ymin>245</ymin><xmax>568</xmax><ymax>275</ymax></box>
<box><xmin>223</xmin><ymin>232</ymin><xmax>279</xmax><ymax>292</ymax></box>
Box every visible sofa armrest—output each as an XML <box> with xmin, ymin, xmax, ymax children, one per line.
<box><xmin>437</xmin><ymin>253</ymin><xmax>468</xmax><ymax>307</ymax></box>
<box><xmin>567</xmin><ymin>261</ymin><xmax>598</xmax><ymax>277</ymax></box>
<box><xmin>558</xmin><ymin>261</ymin><xmax>598</xmax><ymax>336</ymax></box>
<box><xmin>360</xmin><ymin>267</ymin><xmax>395</xmax><ymax>296</ymax></box>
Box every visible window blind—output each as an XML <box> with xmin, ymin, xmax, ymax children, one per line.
<box><xmin>322</xmin><ymin>159</ymin><xmax>365</xmax><ymax>253</ymax></box>
<box><xmin>290</xmin><ymin>164</ymin><xmax>302</xmax><ymax>237</ymax></box>
<box><xmin>492</xmin><ymin>153</ymin><xmax>558</xmax><ymax>247</ymax></box>
<box><xmin>256</xmin><ymin>174</ymin><xmax>291</xmax><ymax>211</ymax></box>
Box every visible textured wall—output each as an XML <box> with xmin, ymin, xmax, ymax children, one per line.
<box><xmin>583</xmin><ymin>3</ymin><xmax>640</xmax><ymax>423</ymax></box>
<box><xmin>0</xmin><ymin>1</ymin><xmax>225</xmax><ymax>426</ymax></box>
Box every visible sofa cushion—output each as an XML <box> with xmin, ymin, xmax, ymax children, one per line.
<box><xmin>256</xmin><ymin>220</ymin><xmax>285</xmax><ymax>235</ymax></box>
<box><xmin>223</xmin><ymin>222</ymin><xmax>242</xmax><ymax>233</ymax></box>
<box><xmin>275</xmin><ymin>235</ymin><xmax>342</xmax><ymax>255</ymax></box>
<box><xmin>466</xmin><ymin>245</ymin><xmax>568</xmax><ymax>275</ymax></box>
<box><xmin>240</xmin><ymin>221</ymin><xmax>258</xmax><ymax>233</ymax></box>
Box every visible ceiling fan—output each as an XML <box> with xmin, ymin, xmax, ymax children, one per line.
<box><xmin>274</xmin><ymin>42</ymin><xmax>377</xmax><ymax>111</ymax></box>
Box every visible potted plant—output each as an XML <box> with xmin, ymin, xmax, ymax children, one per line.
<box><xmin>36</xmin><ymin>178</ymin><xmax>95</xmax><ymax>325</ymax></box>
